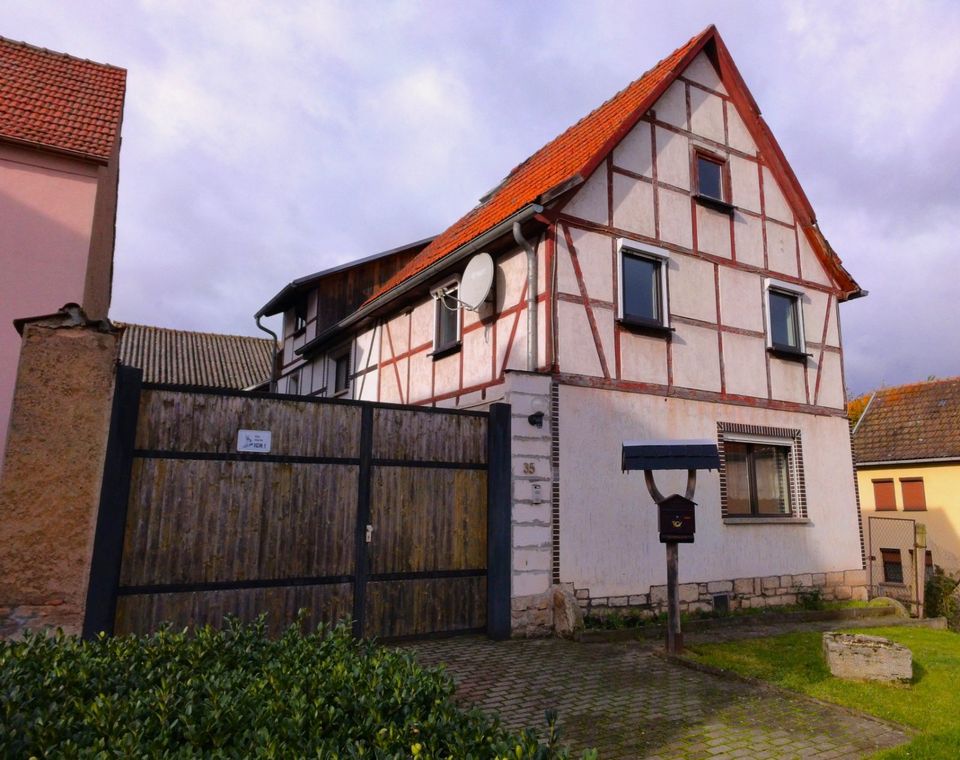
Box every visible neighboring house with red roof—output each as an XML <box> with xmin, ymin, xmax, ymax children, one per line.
<box><xmin>852</xmin><ymin>378</ymin><xmax>960</xmax><ymax>603</ymax></box>
<box><xmin>262</xmin><ymin>26</ymin><xmax>867</xmax><ymax>631</ymax></box>
<box><xmin>0</xmin><ymin>37</ymin><xmax>126</xmax><ymax>473</ymax></box>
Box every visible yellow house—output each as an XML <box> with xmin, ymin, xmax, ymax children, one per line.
<box><xmin>852</xmin><ymin>378</ymin><xmax>960</xmax><ymax>607</ymax></box>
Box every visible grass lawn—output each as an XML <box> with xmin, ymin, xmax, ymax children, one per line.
<box><xmin>686</xmin><ymin>626</ymin><xmax>960</xmax><ymax>759</ymax></box>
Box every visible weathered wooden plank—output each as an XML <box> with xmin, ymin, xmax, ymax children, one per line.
<box><xmin>372</xmin><ymin>407</ymin><xmax>487</xmax><ymax>463</ymax></box>
<box><xmin>135</xmin><ymin>390</ymin><xmax>361</xmax><ymax>457</ymax></box>
<box><xmin>364</xmin><ymin>577</ymin><xmax>486</xmax><ymax>638</ymax></box>
<box><xmin>114</xmin><ymin>583</ymin><xmax>354</xmax><ymax>636</ymax></box>
<box><xmin>368</xmin><ymin>467</ymin><xmax>486</xmax><ymax>574</ymax></box>
<box><xmin>120</xmin><ymin>461</ymin><xmax>357</xmax><ymax>586</ymax></box>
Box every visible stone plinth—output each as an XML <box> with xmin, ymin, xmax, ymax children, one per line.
<box><xmin>823</xmin><ymin>632</ymin><xmax>912</xmax><ymax>682</ymax></box>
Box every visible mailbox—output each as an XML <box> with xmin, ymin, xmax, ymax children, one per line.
<box><xmin>658</xmin><ymin>494</ymin><xmax>696</xmax><ymax>543</ymax></box>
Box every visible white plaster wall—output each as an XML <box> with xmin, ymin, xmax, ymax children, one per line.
<box><xmin>733</xmin><ymin>212</ymin><xmax>764</xmax><ymax>268</ymax></box>
<box><xmin>462</xmin><ymin>325</ymin><xmax>493</xmax><ymax>387</ymax></box>
<box><xmin>766</xmin><ymin>221</ymin><xmax>798</xmax><ymax>277</ymax></box>
<box><xmin>620</xmin><ymin>331</ymin><xmax>668</xmax><ymax>386</ymax></box>
<box><xmin>689</xmin><ymin>88</ymin><xmax>725</xmax><ymax>144</ymax></box>
<box><xmin>655</xmin><ymin>127</ymin><xmax>690</xmax><ymax>190</ymax></box>
<box><xmin>407</xmin><ymin>349</ymin><xmax>432</xmax><ymax>402</ymax></box>
<box><xmin>557</xmin><ymin>300</ymin><xmax>602</xmax><ymax>377</ymax></box>
<box><xmin>769</xmin><ymin>357</ymin><xmax>806</xmax><ymax>404</ymax></box>
<box><xmin>668</xmin><ymin>253</ymin><xmax>716</xmax><ymax>323</ymax></box>
<box><xmin>729</xmin><ymin>155</ymin><xmax>761</xmax><ymax>213</ymax></box>
<box><xmin>612</xmin><ymin>172</ymin><xmax>655</xmax><ymax>238</ymax></box>
<box><xmin>562</xmin><ymin>167</ymin><xmax>608</xmax><ymax>224</ymax></box>
<box><xmin>409</xmin><ymin>302</ymin><xmax>433</xmax><ymax>348</ymax></box>
<box><xmin>558</xmin><ymin>384</ymin><xmax>863</xmax><ymax>597</ymax></box>
<box><xmin>684</xmin><ymin>52</ymin><xmax>727</xmax><ymax>94</ymax></box>
<box><xmin>762</xmin><ymin>166</ymin><xmax>793</xmax><ymax>225</ymax></box>
<box><xmin>569</xmin><ymin>228</ymin><xmax>613</xmax><ymax>302</ymax></box>
<box><xmin>672</xmin><ymin>323</ymin><xmax>721</xmax><ymax>392</ymax></box>
<box><xmin>696</xmin><ymin>205</ymin><xmax>731</xmax><ymax>258</ymax></box>
<box><xmin>725</xmin><ymin>104</ymin><xmax>756</xmax><ymax>155</ymax></box>
<box><xmin>612</xmin><ymin>121</ymin><xmax>653</xmax><ymax>176</ymax></box>
<box><xmin>721</xmin><ymin>333</ymin><xmax>768</xmax><ymax>398</ymax></box>
<box><xmin>655</xmin><ymin>80</ymin><xmax>687</xmax><ymax>129</ymax></box>
<box><xmin>799</xmin><ymin>230</ymin><xmax>832</xmax><ymax>287</ymax></box>
<box><xmin>657</xmin><ymin>188</ymin><xmax>693</xmax><ymax>249</ymax></box>
<box><xmin>718</xmin><ymin>266</ymin><xmax>763</xmax><ymax>332</ymax></box>
<box><xmin>813</xmin><ymin>352</ymin><xmax>845</xmax><ymax>409</ymax></box>
<box><xmin>433</xmin><ymin>351</ymin><xmax>459</xmax><ymax>396</ymax></box>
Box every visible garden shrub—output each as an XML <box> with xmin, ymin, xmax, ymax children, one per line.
<box><xmin>925</xmin><ymin>566</ymin><xmax>959</xmax><ymax>628</ymax></box>
<box><xmin>0</xmin><ymin>617</ymin><xmax>588</xmax><ymax>758</ymax></box>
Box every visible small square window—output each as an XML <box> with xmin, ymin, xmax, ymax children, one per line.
<box><xmin>901</xmin><ymin>478</ymin><xmax>926</xmax><ymax>511</ymax></box>
<box><xmin>617</xmin><ymin>240</ymin><xmax>670</xmax><ymax>331</ymax></box>
<box><xmin>765</xmin><ymin>280</ymin><xmax>806</xmax><ymax>357</ymax></box>
<box><xmin>697</xmin><ymin>155</ymin><xmax>724</xmax><ymax>200</ymax></box>
<box><xmin>872</xmin><ymin>479</ymin><xmax>896</xmax><ymax>511</ymax></box>
<box><xmin>331</xmin><ymin>348</ymin><xmax>351</xmax><ymax>397</ymax></box>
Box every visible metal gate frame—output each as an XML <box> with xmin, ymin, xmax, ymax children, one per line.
<box><xmin>867</xmin><ymin>515</ymin><xmax>922</xmax><ymax>614</ymax></box>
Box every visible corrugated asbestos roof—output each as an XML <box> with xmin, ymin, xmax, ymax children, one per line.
<box><xmin>117</xmin><ymin>323</ymin><xmax>275</xmax><ymax>389</ymax></box>
<box><xmin>851</xmin><ymin>377</ymin><xmax>960</xmax><ymax>463</ymax></box>
<box><xmin>0</xmin><ymin>36</ymin><xmax>126</xmax><ymax>161</ymax></box>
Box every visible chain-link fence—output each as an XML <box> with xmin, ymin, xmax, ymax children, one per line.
<box><xmin>867</xmin><ymin>515</ymin><xmax>922</xmax><ymax>614</ymax></box>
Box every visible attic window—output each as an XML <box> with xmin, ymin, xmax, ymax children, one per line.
<box><xmin>765</xmin><ymin>279</ymin><xmax>808</xmax><ymax>361</ymax></box>
<box><xmin>693</xmin><ymin>151</ymin><xmax>734</xmax><ymax>214</ymax></box>
<box><xmin>293</xmin><ymin>300</ymin><xmax>307</xmax><ymax>334</ymax></box>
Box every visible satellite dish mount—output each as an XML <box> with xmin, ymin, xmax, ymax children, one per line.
<box><xmin>435</xmin><ymin>252</ymin><xmax>495</xmax><ymax>312</ymax></box>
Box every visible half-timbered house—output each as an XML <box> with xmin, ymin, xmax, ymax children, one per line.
<box><xmin>259</xmin><ymin>26</ymin><xmax>868</xmax><ymax>634</ymax></box>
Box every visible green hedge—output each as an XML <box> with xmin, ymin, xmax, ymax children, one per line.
<box><xmin>0</xmin><ymin>618</ymin><xmax>587</xmax><ymax>758</ymax></box>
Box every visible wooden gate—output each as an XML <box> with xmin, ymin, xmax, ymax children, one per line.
<box><xmin>82</xmin><ymin>367</ymin><xmax>511</xmax><ymax>640</ymax></box>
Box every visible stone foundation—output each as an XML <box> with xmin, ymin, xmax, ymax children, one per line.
<box><xmin>575</xmin><ymin>569</ymin><xmax>868</xmax><ymax>619</ymax></box>
<box><xmin>512</xmin><ymin>583</ymin><xmax>583</xmax><ymax>638</ymax></box>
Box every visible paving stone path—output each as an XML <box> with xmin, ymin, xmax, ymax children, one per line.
<box><xmin>407</xmin><ymin>635</ymin><xmax>909</xmax><ymax>759</ymax></box>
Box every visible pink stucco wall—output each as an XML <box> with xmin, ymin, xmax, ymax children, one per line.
<box><xmin>0</xmin><ymin>143</ymin><xmax>99</xmax><ymax>473</ymax></box>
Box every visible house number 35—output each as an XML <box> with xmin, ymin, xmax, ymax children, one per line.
<box><xmin>523</xmin><ymin>462</ymin><xmax>536</xmax><ymax>474</ymax></box>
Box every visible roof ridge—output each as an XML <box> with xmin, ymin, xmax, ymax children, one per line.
<box><xmin>0</xmin><ymin>35</ymin><xmax>126</xmax><ymax>72</ymax></box>
<box><xmin>115</xmin><ymin>321</ymin><xmax>276</xmax><ymax>343</ymax></box>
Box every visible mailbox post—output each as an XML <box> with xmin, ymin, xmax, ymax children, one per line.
<box><xmin>622</xmin><ymin>440</ymin><xmax>720</xmax><ymax>655</ymax></box>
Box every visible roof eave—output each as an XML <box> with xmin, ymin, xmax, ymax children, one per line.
<box><xmin>297</xmin><ymin>203</ymin><xmax>544</xmax><ymax>357</ymax></box>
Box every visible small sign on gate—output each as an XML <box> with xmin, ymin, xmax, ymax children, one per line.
<box><xmin>237</xmin><ymin>429</ymin><xmax>272</xmax><ymax>453</ymax></box>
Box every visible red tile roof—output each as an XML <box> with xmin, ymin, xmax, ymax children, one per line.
<box><xmin>0</xmin><ymin>36</ymin><xmax>126</xmax><ymax>162</ymax></box>
<box><xmin>851</xmin><ymin>378</ymin><xmax>960</xmax><ymax>464</ymax></box>
<box><xmin>363</xmin><ymin>25</ymin><xmax>860</xmax><ymax>309</ymax></box>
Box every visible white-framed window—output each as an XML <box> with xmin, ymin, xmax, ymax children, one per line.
<box><xmin>764</xmin><ymin>278</ymin><xmax>806</xmax><ymax>356</ymax></box>
<box><xmin>718</xmin><ymin>422</ymin><xmax>807</xmax><ymax>520</ymax></box>
<box><xmin>330</xmin><ymin>345</ymin><xmax>352</xmax><ymax>397</ymax></box>
<box><xmin>617</xmin><ymin>238</ymin><xmax>670</xmax><ymax>330</ymax></box>
<box><xmin>695</xmin><ymin>152</ymin><xmax>725</xmax><ymax>201</ymax></box>
<box><xmin>431</xmin><ymin>277</ymin><xmax>462</xmax><ymax>355</ymax></box>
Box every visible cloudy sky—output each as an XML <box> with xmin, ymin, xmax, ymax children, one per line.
<box><xmin>4</xmin><ymin>0</ymin><xmax>959</xmax><ymax>395</ymax></box>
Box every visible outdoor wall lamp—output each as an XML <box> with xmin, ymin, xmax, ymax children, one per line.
<box><xmin>528</xmin><ymin>411</ymin><xmax>544</xmax><ymax>428</ymax></box>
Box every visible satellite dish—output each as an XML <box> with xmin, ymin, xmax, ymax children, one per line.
<box><xmin>459</xmin><ymin>252</ymin><xmax>495</xmax><ymax>311</ymax></box>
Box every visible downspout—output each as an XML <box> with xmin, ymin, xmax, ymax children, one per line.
<box><xmin>255</xmin><ymin>315</ymin><xmax>280</xmax><ymax>392</ymax></box>
<box><xmin>513</xmin><ymin>222</ymin><xmax>537</xmax><ymax>371</ymax></box>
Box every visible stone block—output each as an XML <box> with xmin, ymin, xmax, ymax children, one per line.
<box><xmin>650</xmin><ymin>585</ymin><xmax>668</xmax><ymax>604</ymax></box>
<box><xmin>512</xmin><ymin>571</ymin><xmax>550</xmax><ymax>597</ymax></box>
<box><xmin>823</xmin><ymin>633</ymin><xmax>912</xmax><ymax>682</ymax></box>
<box><xmin>733</xmin><ymin>577</ymin><xmax>756</xmax><ymax>595</ymax></box>
<box><xmin>512</xmin><ymin>502</ymin><xmax>550</xmax><ymax>524</ymax></box>
<box><xmin>844</xmin><ymin>569</ymin><xmax>868</xmax><ymax>586</ymax></box>
<box><xmin>833</xmin><ymin>585</ymin><xmax>853</xmax><ymax>600</ymax></box>
<box><xmin>512</xmin><ymin>435</ymin><xmax>552</xmax><ymax>459</ymax></box>
<box><xmin>575</xmin><ymin>588</ymin><xmax>590</xmax><ymax>600</ymax></box>
<box><xmin>794</xmin><ymin>573</ymin><xmax>813</xmax><ymax>588</ymax></box>
<box><xmin>708</xmin><ymin>580</ymin><xmax>734</xmax><ymax>593</ymax></box>
<box><xmin>504</xmin><ymin>371</ymin><xmax>552</xmax><ymax>395</ymax></box>
<box><xmin>762</xmin><ymin>575</ymin><xmax>779</xmax><ymax>590</ymax></box>
<box><xmin>812</xmin><ymin>573</ymin><xmax>826</xmax><ymax>587</ymax></box>
<box><xmin>553</xmin><ymin>585</ymin><xmax>584</xmax><ymax>639</ymax></box>
<box><xmin>687</xmin><ymin>601</ymin><xmax>713</xmax><ymax>613</ymax></box>
<box><xmin>851</xmin><ymin>586</ymin><xmax>869</xmax><ymax>602</ymax></box>
<box><xmin>609</xmin><ymin>596</ymin><xmax>629</xmax><ymax>607</ymax></box>
<box><xmin>513</xmin><ymin>547</ymin><xmax>551</xmax><ymax>573</ymax></box>
<box><xmin>679</xmin><ymin>584</ymin><xmax>700</xmax><ymax>603</ymax></box>
<box><xmin>826</xmin><ymin>571</ymin><xmax>844</xmax><ymax>586</ymax></box>
<box><xmin>779</xmin><ymin>575</ymin><xmax>794</xmax><ymax>588</ymax></box>
<box><xmin>629</xmin><ymin>595</ymin><xmax>648</xmax><ymax>606</ymax></box>
<box><xmin>513</xmin><ymin>524</ymin><xmax>551</xmax><ymax>548</ymax></box>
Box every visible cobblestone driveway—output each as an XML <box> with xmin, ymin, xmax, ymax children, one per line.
<box><xmin>408</xmin><ymin>636</ymin><xmax>909</xmax><ymax>759</ymax></box>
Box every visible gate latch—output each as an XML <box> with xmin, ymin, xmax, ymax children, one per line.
<box><xmin>365</xmin><ymin>524</ymin><xmax>373</xmax><ymax>544</ymax></box>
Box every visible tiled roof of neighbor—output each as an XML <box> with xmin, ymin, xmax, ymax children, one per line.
<box><xmin>362</xmin><ymin>25</ymin><xmax>859</xmax><ymax>311</ymax></box>
<box><xmin>0</xmin><ymin>36</ymin><xmax>126</xmax><ymax>161</ymax></box>
<box><xmin>851</xmin><ymin>377</ymin><xmax>960</xmax><ymax>464</ymax></box>
<box><xmin>117</xmin><ymin>323</ymin><xmax>275</xmax><ymax>389</ymax></box>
